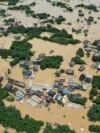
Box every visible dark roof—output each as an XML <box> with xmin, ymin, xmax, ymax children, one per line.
<box><xmin>46</xmin><ymin>96</ymin><xmax>53</xmax><ymax>103</ymax></box>
<box><xmin>19</xmin><ymin>60</ymin><xmax>30</xmax><ymax>67</ymax></box>
<box><xmin>53</xmin><ymin>81</ymin><xmax>59</xmax><ymax>88</ymax></box>
<box><xmin>78</xmin><ymin>65</ymin><xmax>85</xmax><ymax>71</ymax></box>
<box><xmin>5</xmin><ymin>83</ymin><xmax>13</xmax><ymax>90</ymax></box>
<box><xmin>79</xmin><ymin>74</ymin><xmax>85</xmax><ymax>81</ymax></box>
<box><xmin>27</xmin><ymin>89</ymin><xmax>35</xmax><ymax>96</ymax></box>
<box><xmin>8</xmin><ymin>78</ymin><xmax>26</xmax><ymax>88</ymax></box>
<box><xmin>71</xmin><ymin>93</ymin><xmax>82</xmax><ymax>99</ymax></box>
<box><xmin>55</xmin><ymin>94</ymin><xmax>62</xmax><ymax>101</ymax></box>
<box><xmin>69</xmin><ymin>61</ymin><xmax>75</xmax><ymax>67</ymax></box>
<box><xmin>48</xmin><ymin>90</ymin><xmax>56</xmax><ymax>97</ymax></box>
<box><xmin>35</xmin><ymin>90</ymin><xmax>43</xmax><ymax>97</ymax></box>
<box><xmin>0</xmin><ymin>76</ymin><xmax>3</xmax><ymax>82</ymax></box>
<box><xmin>84</xmin><ymin>77</ymin><xmax>92</xmax><ymax>83</ymax></box>
<box><xmin>22</xmin><ymin>69</ymin><xmax>32</xmax><ymax>77</ymax></box>
<box><xmin>62</xmin><ymin>89</ymin><xmax>71</xmax><ymax>95</ymax></box>
<box><xmin>66</xmin><ymin>69</ymin><xmax>74</xmax><ymax>75</ymax></box>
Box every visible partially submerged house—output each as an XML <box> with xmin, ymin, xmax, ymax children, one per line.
<box><xmin>5</xmin><ymin>83</ymin><xmax>13</xmax><ymax>91</ymax></box>
<box><xmin>48</xmin><ymin>90</ymin><xmax>56</xmax><ymax>97</ymax></box>
<box><xmin>46</xmin><ymin>95</ymin><xmax>53</xmax><ymax>103</ymax></box>
<box><xmin>33</xmin><ymin>64</ymin><xmax>39</xmax><ymax>72</ymax></box>
<box><xmin>97</xmin><ymin>64</ymin><xmax>100</xmax><ymax>70</ymax></box>
<box><xmin>54</xmin><ymin>94</ymin><xmax>62</xmax><ymax>102</ymax></box>
<box><xmin>71</xmin><ymin>93</ymin><xmax>82</xmax><ymax>99</ymax></box>
<box><xmin>22</xmin><ymin>69</ymin><xmax>32</xmax><ymax>78</ymax></box>
<box><xmin>19</xmin><ymin>60</ymin><xmax>30</xmax><ymax>68</ymax></box>
<box><xmin>0</xmin><ymin>76</ymin><xmax>3</xmax><ymax>83</ymax></box>
<box><xmin>61</xmin><ymin>89</ymin><xmax>71</xmax><ymax>95</ymax></box>
<box><xmin>55</xmin><ymin>70</ymin><xmax>60</xmax><ymax>77</ymax></box>
<box><xmin>33</xmin><ymin>53</ymin><xmax>45</xmax><ymax>65</ymax></box>
<box><xmin>79</xmin><ymin>74</ymin><xmax>85</xmax><ymax>81</ymax></box>
<box><xmin>69</xmin><ymin>61</ymin><xmax>75</xmax><ymax>67</ymax></box>
<box><xmin>84</xmin><ymin>74</ymin><xmax>93</xmax><ymax>83</ymax></box>
<box><xmin>66</xmin><ymin>69</ymin><xmax>74</xmax><ymax>75</ymax></box>
<box><xmin>27</xmin><ymin>89</ymin><xmax>36</xmax><ymax>96</ymax></box>
<box><xmin>8</xmin><ymin>78</ymin><xmax>26</xmax><ymax>88</ymax></box>
<box><xmin>53</xmin><ymin>80</ymin><xmax>59</xmax><ymax>88</ymax></box>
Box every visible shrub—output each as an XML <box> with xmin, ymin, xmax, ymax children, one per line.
<box><xmin>76</xmin><ymin>48</ymin><xmax>84</xmax><ymax>57</ymax></box>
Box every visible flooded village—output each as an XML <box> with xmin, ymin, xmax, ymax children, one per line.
<box><xmin>0</xmin><ymin>0</ymin><xmax>100</xmax><ymax>133</ymax></box>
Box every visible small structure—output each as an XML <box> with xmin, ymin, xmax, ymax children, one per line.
<box><xmin>8</xmin><ymin>78</ymin><xmax>26</xmax><ymax>88</ymax></box>
<box><xmin>27</xmin><ymin>89</ymin><xmax>35</xmax><ymax>96</ymax></box>
<box><xmin>19</xmin><ymin>60</ymin><xmax>30</xmax><ymax>68</ymax></box>
<box><xmin>48</xmin><ymin>90</ymin><xmax>56</xmax><ymax>97</ymax></box>
<box><xmin>14</xmin><ymin>35</ymin><xmax>21</xmax><ymax>40</ymax></box>
<box><xmin>9</xmin><ymin>87</ymin><xmax>18</xmax><ymax>94</ymax></box>
<box><xmin>55</xmin><ymin>70</ymin><xmax>60</xmax><ymax>77</ymax></box>
<box><xmin>79</xmin><ymin>74</ymin><xmax>85</xmax><ymax>81</ymax></box>
<box><xmin>84</xmin><ymin>74</ymin><xmax>93</xmax><ymax>83</ymax></box>
<box><xmin>62</xmin><ymin>95</ymin><xmax>68</xmax><ymax>104</ymax></box>
<box><xmin>61</xmin><ymin>89</ymin><xmax>71</xmax><ymax>95</ymax></box>
<box><xmin>63</xmin><ymin>81</ymin><xmax>69</xmax><ymax>87</ymax></box>
<box><xmin>5</xmin><ymin>83</ymin><xmax>13</xmax><ymax>91</ymax></box>
<box><xmin>58</xmin><ymin>85</ymin><xmax>63</xmax><ymax>93</ymax></box>
<box><xmin>91</xmin><ymin>63</ymin><xmax>98</xmax><ymax>69</ymax></box>
<box><xmin>0</xmin><ymin>76</ymin><xmax>3</xmax><ymax>83</ymax></box>
<box><xmin>97</xmin><ymin>64</ymin><xmax>100</xmax><ymax>71</ymax></box>
<box><xmin>69</xmin><ymin>61</ymin><xmax>75</xmax><ymax>67</ymax></box>
<box><xmin>35</xmin><ymin>90</ymin><xmax>44</xmax><ymax>97</ymax></box>
<box><xmin>33</xmin><ymin>58</ymin><xmax>42</xmax><ymax>65</ymax></box>
<box><xmin>71</xmin><ymin>93</ymin><xmax>82</xmax><ymax>99</ymax></box>
<box><xmin>59</xmin><ymin>78</ymin><xmax>65</xmax><ymax>85</ymax></box>
<box><xmin>78</xmin><ymin>65</ymin><xmax>85</xmax><ymax>71</ymax></box>
<box><xmin>53</xmin><ymin>80</ymin><xmax>59</xmax><ymax>88</ymax></box>
<box><xmin>54</xmin><ymin>94</ymin><xmax>62</xmax><ymax>102</ymax></box>
<box><xmin>22</xmin><ymin>69</ymin><xmax>32</xmax><ymax>78</ymax></box>
<box><xmin>46</xmin><ymin>95</ymin><xmax>53</xmax><ymax>103</ymax></box>
<box><xmin>66</xmin><ymin>69</ymin><xmax>74</xmax><ymax>75</ymax></box>
<box><xmin>33</xmin><ymin>65</ymin><xmax>38</xmax><ymax>72</ymax></box>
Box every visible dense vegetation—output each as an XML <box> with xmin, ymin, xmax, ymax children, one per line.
<box><xmin>4</xmin><ymin>18</ymin><xmax>15</xmax><ymax>25</ymax></box>
<box><xmin>88</xmin><ymin>75</ymin><xmax>100</xmax><ymax>132</ymax></box>
<box><xmin>49</xmin><ymin>29</ymin><xmax>80</xmax><ymax>45</ymax></box>
<box><xmin>88</xmin><ymin>75</ymin><xmax>100</xmax><ymax>121</ymax></box>
<box><xmin>0</xmin><ymin>25</ymin><xmax>80</xmax><ymax>67</ymax></box>
<box><xmin>89</xmin><ymin>76</ymin><xmax>100</xmax><ymax>100</ymax></box>
<box><xmin>0</xmin><ymin>88</ymin><xmax>9</xmax><ymax>100</ymax></box>
<box><xmin>0</xmin><ymin>0</ymin><xmax>19</xmax><ymax>5</ymax></box>
<box><xmin>51</xmin><ymin>1</ymin><xmax>73</xmax><ymax>12</ymax></box>
<box><xmin>89</xmin><ymin>125</ymin><xmax>100</xmax><ymax>133</ymax></box>
<box><xmin>40</xmin><ymin>56</ymin><xmax>63</xmax><ymax>70</ymax></box>
<box><xmin>71</xmin><ymin>56</ymin><xmax>85</xmax><ymax>64</ymax></box>
<box><xmin>8</xmin><ymin>5</ymin><xmax>30</xmax><ymax>11</ymax></box>
<box><xmin>0</xmin><ymin>9</ymin><xmax>6</xmax><ymax>16</ymax></box>
<box><xmin>8</xmin><ymin>25</ymin><xmax>80</xmax><ymax>45</ymax></box>
<box><xmin>43</xmin><ymin>123</ymin><xmax>76</xmax><ymax>133</ymax></box>
<box><xmin>0</xmin><ymin>40</ymin><xmax>33</xmax><ymax>66</ymax></box>
<box><xmin>87</xmin><ymin>104</ymin><xmax>100</xmax><ymax>121</ymax></box>
<box><xmin>75</xmin><ymin>4</ymin><xmax>98</xmax><ymax>12</ymax></box>
<box><xmin>76</xmin><ymin>48</ymin><xmax>84</xmax><ymax>57</ymax></box>
<box><xmin>69</xmin><ymin>95</ymin><xmax>87</xmax><ymax>106</ymax></box>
